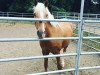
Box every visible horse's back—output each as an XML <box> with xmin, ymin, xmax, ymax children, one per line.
<box><xmin>59</xmin><ymin>22</ymin><xmax>73</xmax><ymax>37</ymax></box>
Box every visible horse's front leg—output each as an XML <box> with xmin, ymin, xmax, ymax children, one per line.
<box><xmin>42</xmin><ymin>50</ymin><xmax>49</xmax><ymax>72</ymax></box>
<box><xmin>56</xmin><ymin>56</ymin><xmax>66</xmax><ymax>75</ymax></box>
<box><xmin>53</xmin><ymin>50</ymin><xmax>63</xmax><ymax>70</ymax></box>
<box><xmin>56</xmin><ymin>57</ymin><xmax>63</xmax><ymax>70</ymax></box>
<box><xmin>60</xmin><ymin>49</ymin><xmax>65</xmax><ymax>68</ymax></box>
<box><xmin>44</xmin><ymin>58</ymin><xmax>48</xmax><ymax>72</ymax></box>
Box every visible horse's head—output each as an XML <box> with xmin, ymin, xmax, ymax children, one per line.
<box><xmin>33</xmin><ymin>0</ymin><xmax>49</xmax><ymax>38</ymax></box>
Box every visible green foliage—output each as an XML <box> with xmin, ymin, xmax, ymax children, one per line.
<box><xmin>0</xmin><ymin>0</ymin><xmax>100</xmax><ymax>13</ymax></box>
<box><xmin>51</xmin><ymin>6</ymin><xmax>66</xmax><ymax>12</ymax></box>
<box><xmin>8</xmin><ymin>0</ymin><xmax>34</xmax><ymax>13</ymax></box>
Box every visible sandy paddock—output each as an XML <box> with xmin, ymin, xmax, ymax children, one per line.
<box><xmin>0</xmin><ymin>22</ymin><xmax>100</xmax><ymax>75</ymax></box>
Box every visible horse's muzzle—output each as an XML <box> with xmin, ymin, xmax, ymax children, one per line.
<box><xmin>37</xmin><ymin>31</ymin><xmax>45</xmax><ymax>39</ymax></box>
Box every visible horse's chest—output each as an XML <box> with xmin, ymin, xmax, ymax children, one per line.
<box><xmin>40</xmin><ymin>40</ymin><xmax>62</xmax><ymax>51</ymax></box>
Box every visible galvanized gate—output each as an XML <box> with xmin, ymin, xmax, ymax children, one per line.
<box><xmin>0</xmin><ymin>0</ymin><xmax>100</xmax><ymax>75</ymax></box>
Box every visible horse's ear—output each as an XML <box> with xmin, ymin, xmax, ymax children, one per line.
<box><xmin>44</xmin><ymin>0</ymin><xmax>49</xmax><ymax>7</ymax></box>
<box><xmin>34</xmin><ymin>0</ymin><xmax>38</xmax><ymax>6</ymax></box>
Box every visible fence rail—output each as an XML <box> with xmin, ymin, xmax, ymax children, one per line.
<box><xmin>0</xmin><ymin>17</ymin><xmax>81</xmax><ymax>22</ymax></box>
<box><xmin>0</xmin><ymin>52</ymin><xmax>100</xmax><ymax>62</ymax></box>
<box><xmin>0</xmin><ymin>12</ymin><xmax>33</xmax><ymax>18</ymax></box>
<box><xmin>0</xmin><ymin>37</ymin><xmax>100</xmax><ymax>42</ymax></box>
<box><xmin>28</xmin><ymin>66</ymin><xmax>100</xmax><ymax>75</ymax></box>
<box><xmin>52</xmin><ymin>11</ymin><xmax>100</xmax><ymax>19</ymax></box>
<box><xmin>0</xmin><ymin>11</ymin><xmax>100</xmax><ymax>20</ymax></box>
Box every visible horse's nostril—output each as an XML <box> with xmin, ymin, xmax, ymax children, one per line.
<box><xmin>39</xmin><ymin>21</ymin><xmax>42</xmax><ymax>23</ymax></box>
<box><xmin>37</xmin><ymin>31</ymin><xmax>39</xmax><ymax>35</ymax></box>
<box><xmin>37</xmin><ymin>31</ymin><xmax>46</xmax><ymax>38</ymax></box>
<box><xmin>37</xmin><ymin>31</ymin><xmax>44</xmax><ymax>38</ymax></box>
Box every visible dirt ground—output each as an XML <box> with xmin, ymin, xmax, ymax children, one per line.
<box><xmin>0</xmin><ymin>22</ymin><xmax>100</xmax><ymax>75</ymax></box>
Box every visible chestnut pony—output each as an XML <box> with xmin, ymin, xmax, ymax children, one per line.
<box><xmin>34</xmin><ymin>0</ymin><xmax>73</xmax><ymax>71</ymax></box>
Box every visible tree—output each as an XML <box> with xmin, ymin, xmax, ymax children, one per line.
<box><xmin>0</xmin><ymin>0</ymin><xmax>100</xmax><ymax>13</ymax></box>
<box><xmin>0</xmin><ymin>0</ymin><xmax>13</xmax><ymax>12</ymax></box>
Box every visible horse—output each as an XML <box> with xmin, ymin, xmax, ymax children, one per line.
<box><xmin>33</xmin><ymin>0</ymin><xmax>73</xmax><ymax>72</ymax></box>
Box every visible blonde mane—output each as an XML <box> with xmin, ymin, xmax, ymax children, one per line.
<box><xmin>46</xmin><ymin>7</ymin><xmax>59</xmax><ymax>27</ymax></box>
<box><xmin>34</xmin><ymin>2</ymin><xmax>59</xmax><ymax>27</ymax></box>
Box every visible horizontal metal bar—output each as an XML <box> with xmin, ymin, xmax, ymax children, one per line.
<box><xmin>0</xmin><ymin>37</ymin><xmax>100</xmax><ymax>42</ymax></box>
<box><xmin>81</xmin><ymin>52</ymin><xmax>100</xmax><ymax>55</ymax></box>
<box><xmin>0</xmin><ymin>52</ymin><xmax>100</xmax><ymax>62</ymax></box>
<box><xmin>83</xmin><ymin>37</ymin><xmax>100</xmax><ymax>39</ymax></box>
<box><xmin>0</xmin><ymin>37</ymin><xmax>78</xmax><ymax>42</ymax></box>
<box><xmin>0</xmin><ymin>17</ymin><xmax>100</xmax><ymax>23</ymax></box>
<box><xmin>85</xmin><ymin>20</ymin><xmax>100</xmax><ymax>23</ymax></box>
<box><xmin>28</xmin><ymin>68</ymin><xmax>75</xmax><ymax>75</ymax></box>
<box><xmin>80</xmin><ymin>66</ymin><xmax>100</xmax><ymax>70</ymax></box>
<box><xmin>0</xmin><ymin>53</ymin><xmax>77</xmax><ymax>62</ymax></box>
<box><xmin>28</xmin><ymin>66</ymin><xmax>100</xmax><ymax>75</ymax></box>
<box><xmin>0</xmin><ymin>17</ymin><xmax>81</xmax><ymax>22</ymax></box>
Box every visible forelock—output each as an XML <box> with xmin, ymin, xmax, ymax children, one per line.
<box><xmin>34</xmin><ymin>3</ymin><xmax>45</xmax><ymax>12</ymax></box>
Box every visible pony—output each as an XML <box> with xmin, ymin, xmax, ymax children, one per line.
<box><xmin>33</xmin><ymin>0</ymin><xmax>73</xmax><ymax>72</ymax></box>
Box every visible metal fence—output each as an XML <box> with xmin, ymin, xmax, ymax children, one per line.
<box><xmin>74</xmin><ymin>22</ymin><xmax>100</xmax><ymax>52</ymax></box>
<box><xmin>83</xmin><ymin>23</ymin><xmax>100</xmax><ymax>52</ymax></box>
<box><xmin>0</xmin><ymin>0</ymin><xmax>100</xmax><ymax>75</ymax></box>
<box><xmin>52</xmin><ymin>12</ymin><xmax>100</xmax><ymax>20</ymax></box>
<box><xmin>0</xmin><ymin>12</ymin><xmax>34</xmax><ymax>18</ymax></box>
<box><xmin>0</xmin><ymin>11</ymin><xmax>100</xmax><ymax>20</ymax></box>
<box><xmin>0</xmin><ymin>12</ymin><xmax>100</xmax><ymax>20</ymax></box>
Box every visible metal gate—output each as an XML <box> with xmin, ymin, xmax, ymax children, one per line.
<box><xmin>0</xmin><ymin>0</ymin><xmax>100</xmax><ymax>75</ymax></box>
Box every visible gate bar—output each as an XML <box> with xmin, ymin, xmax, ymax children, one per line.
<box><xmin>0</xmin><ymin>37</ymin><xmax>99</xmax><ymax>42</ymax></box>
<box><xmin>28</xmin><ymin>66</ymin><xmax>100</xmax><ymax>75</ymax></box>
<box><xmin>0</xmin><ymin>17</ymin><xmax>81</xmax><ymax>22</ymax></box>
<box><xmin>0</xmin><ymin>52</ymin><xmax>100</xmax><ymax>62</ymax></box>
<box><xmin>0</xmin><ymin>37</ymin><xmax>79</xmax><ymax>42</ymax></box>
<box><xmin>85</xmin><ymin>20</ymin><xmax>100</xmax><ymax>23</ymax></box>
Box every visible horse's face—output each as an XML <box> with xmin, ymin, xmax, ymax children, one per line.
<box><xmin>34</xmin><ymin>0</ymin><xmax>48</xmax><ymax>38</ymax></box>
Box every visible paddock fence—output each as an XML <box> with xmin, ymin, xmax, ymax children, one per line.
<box><xmin>74</xmin><ymin>21</ymin><xmax>100</xmax><ymax>52</ymax></box>
<box><xmin>52</xmin><ymin>11</ymin><xmax>100</xmax><ymax>20</ymax></box>
<box><xmin>0</xmin><ymin>12</ymin><xmax>100</xmax><ymax>20</ymax></box>
<box><xmin>0</xmin><ymin>0</ymin><xmax>100</xmax><ymax>75</ymax></box>
<box><xmin>0</xmin><ymin>12</ymin><xmax>33</xmax><ymax>18</ymax></box>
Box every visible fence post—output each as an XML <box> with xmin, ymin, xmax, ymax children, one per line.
<box><xmin>2</xmin><ymin>12</ymin><xmax>4</xmax><ymax>17</ymax></box>
<box><xmin>74</xmin><ymin>13</ymin><xmax>76</xmax><ymax>20</ymax></box>
<box><xmin>74</xmin><ymin>0</ymin><xmax>85</xmax><ymax>75</ymax></box>
<box><xmin>96</xmin><ymin>14</ymin><xmax>97</xmax><ymax>19</ymax></box>
<box><xmin>7</xmin><ymin>12</ymin><xmax>9</xmax><ymax>17</ymax></box>
<box><xmin>22</xmin><ymin>13</ymin><xmax>23</xmax><ymax>17</ymax></box>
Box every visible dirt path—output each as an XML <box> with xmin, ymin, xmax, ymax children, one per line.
<box><xmin>0</xmin><ymin>22</ymin><xmax>99</xmax><ymax>75</ymax></box>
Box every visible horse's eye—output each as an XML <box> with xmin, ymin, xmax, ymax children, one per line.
<box><xmin>39</xmin><ymin>21</ymin><xmax>42</xmax><ymax>23</ymax></box>
<box><xmin>46</xmin><ymin>14</ymin><xmax>48</xmax><ymax>17</ymax></box>
<box><xmin>34</xmin><ymin>13</ymin><xmax>36</xmax><ymax>17</ymax></box>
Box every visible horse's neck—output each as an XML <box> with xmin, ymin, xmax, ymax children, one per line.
<box><xmin>45</xmin><ymin>22</ymin><xmax>53</xmax><ymax>37</ymax></box>
<box><xmin>45</xmin><ymin>22</ymin><xmax>61</xmax><ymax>37</ymax></box>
